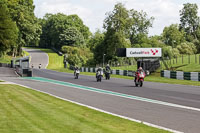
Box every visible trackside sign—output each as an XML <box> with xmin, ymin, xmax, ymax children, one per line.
<box><xmin>126</xmin><ymin>48</ymin><xmax>162</xmax><ymax>57</ymax></box>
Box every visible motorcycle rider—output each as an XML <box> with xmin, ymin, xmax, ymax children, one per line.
<box><xmin>96</xmin><ymin>67</ymin><xmax>103</xmax><ymax>78</ymax></box>
<box><xmin>105</xmin><ymin>64</ymin><xmax>111</xmax><ymax>71</ymax></box>
<box><xmin>39</xmin><ymin>64</ymin><xmax>41</xmax><ymax>69</ymax></box>
<box><xmin>134</xmin><ymin>67</ymin><xmax>144</xmax><ymax>82</ymax></box>
<box><xmin>105</xmin><ymin>64</ymin><xmax>111</xmax><ymax>79</ymax></box>
<box><xmin>74</xmin><ymin>66</ymin><xmax>79</xmax><ymax>76</ymax></box>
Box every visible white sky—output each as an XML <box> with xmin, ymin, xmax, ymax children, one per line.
<box><xmin>33</xmin><ymin>0</ymin><xmax>200</xmax><ymax>36</ymax></box>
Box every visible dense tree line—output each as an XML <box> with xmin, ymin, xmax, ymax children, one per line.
<box><xmin>161</xmin><ymin>3</ymin><xmax>200</xmax><ymax>58</ymax></box>
<box><xmin>89</xmin><ymin>3</ymin><xmax>156</xmax><ymax>64</ymax></box>
<box><xmin>89</xmin><ymin>3</ymin><xmax>200</xmax><ymax>64</ymax></box>
<box><xmin>39</xmin><ymin>13</ymin><xmax>90</xmax><ymax>49</ymax></box>
<box><xmin>1</xmin><ymin>1</ymin><xmax>200</xmax><ymax>67</ymax></box>
<box><xmin>0</xmin><ymin>0</ymin><xmax>41</xmax><ymax>57</ymax></box>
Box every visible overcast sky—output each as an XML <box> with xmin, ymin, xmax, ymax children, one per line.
<box><xmin>33</xmin><ymin>0</ymin><xmax>200</xmax><ymax>36</ymax></box>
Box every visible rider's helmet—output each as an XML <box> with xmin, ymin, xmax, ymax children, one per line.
<box><xmin>138</xmin><ymin>67</ymin><xmax>143</xmax><ymax>71</ymax></box>
<box><xmin>106</xmin><ymin>64</ymin><xmax>109</xmax><ymax>67</ymax></box>
<box><xmin>98</xmin><ymin>67</ymin><xmax>102</xmax><ymax>70</ymax></box>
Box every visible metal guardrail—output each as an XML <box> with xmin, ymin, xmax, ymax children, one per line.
<box><xmin>14</xmin><ymin>56</ymin><xmax>32</xmax><ymax>77</ymax></box>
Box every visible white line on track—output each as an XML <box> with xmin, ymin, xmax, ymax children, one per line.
<box><xmin>25</xmin><ymin>77</ymin><xmax>200</xmax><ymax>113</ymax></box>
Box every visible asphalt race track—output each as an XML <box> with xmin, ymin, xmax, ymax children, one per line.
<box><xmin>1</xmin><ymin>48</ymin><xmax>200</xmax><ymax>133</ymax></box>
<box><xmin>33</xmin><ymin>69</ymin><xmax>200</xmax><ymax>109</ymax></box>
<box><xmin>22</xmin><ymin>48</ymin><xmax>49</xmax><ymax>69</ymax></box>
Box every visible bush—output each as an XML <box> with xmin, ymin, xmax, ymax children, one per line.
<box><xmin>177</xmin><ymin>42</ymin><xmax>197</xmax><ymax>54</ymax></box>
<box><xmin>61</xmin><ymin>45</ymin><xmax>93</xmax><ymax>67</ymax></box>
<box><xmin>162</xmin><ymin>46</ymin><xmax>173</xmax><ymax>58</ymax></box>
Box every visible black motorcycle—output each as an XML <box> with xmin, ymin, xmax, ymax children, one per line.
<box><xmin>105</xmin><ymin>70</ymin><xmax>111</xmax><ymax>80</ymax></box>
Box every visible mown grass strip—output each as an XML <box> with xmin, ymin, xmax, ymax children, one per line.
<box><xmin>0</xmin><ymin>84</ymin><xmax>170</xmax><ymax>133</ymax></box>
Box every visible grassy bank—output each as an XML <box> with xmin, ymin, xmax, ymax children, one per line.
<box><xmin>39</xmin><ymin>48</ymin><xmax>64</xmax><ymax>69</ymax></box>
<box><xmin>160</xmin><ymin>54</ymin><xmax>200</xmax><ymax>72</ymax></box>
<box><xmin>0</xmin><ymin>49</ymin><xmax>29</xmax><ymax>64</ymax></box>
<box><xmin>0</xmin><ymin>84</ymin><xmax>169</xmax><ymax>133</ymax></box>
<box><xmin>0</xmin><ymin>55</ymin><xmax>13</xmax><ymax>64</ymax></box>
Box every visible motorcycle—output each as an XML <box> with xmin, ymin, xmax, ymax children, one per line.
<box><xmin>135</xmin><ymin>71</ymin><xmax>145</xmax><ymax>87</ymax></box>
<box><xmin>74</xmin><ymin>69</ymin><xmax>80</xmax><ymax>79</ymax></box>
<box><xmin>39</xmin><ymin>64</ymin><xmax>41</xmax><ymax>69</ymax></box>
<box><xmin>105</xmin><ymin>69</ymin><xmax>111</xmax><ymax>80</ymax></box>
<box><xmin>96</xmin><ymin>71</ymin><xmax>104</xmax><ymax>82</ymax></box>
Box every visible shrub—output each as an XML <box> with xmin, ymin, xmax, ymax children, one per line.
<box><xmin>61</xmin><ymin>45</ymin><xmax>93</xmax><ymax>67</ymax></box>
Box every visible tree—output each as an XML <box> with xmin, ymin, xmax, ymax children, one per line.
<box><xmin>40</xmin><ymin>13</ymin><xmax>90</xmax><ymax>49</ymax></box>
<box><xmin>177</xmin><ymin>42</ymin><xmax>197</xmax><ymax>54</ymax></box>
<box><xmin>162</xmin><ymin>46</ymin><xmax>173</xmax><ymax>58</ymax></box>
<box><xmin>59</xmin><ymin>27</ymin><xmax>85</xmax><ymax>47</ymax></box>
<box><xmin>162</xmin><ymin>24</ymin><xmax>185</xmax><ymax>48</ymax></box>
<box><xmin>103</xmin><ymin>3</ymin><xmax>129</xmax><ymax>33</ymax></box>
<box><xmin>102</xmin><ymin>3</ymin><xmax>131</xmax><ymax>62</ymax></box>
<box><xmin>129</xmin><ymin>9</ymin><xmax>154</xmax><ymax>45</ymax></box>
<box><xmin>103</xmin><ymin>30</ymin><xmax>131</xmax><ymax>62</ymax></box>
<box><xmin>87</xmin><ymin>30</ymin><xmax>105</xmax><ymax>52</ymax></box>
<box><xmin>7</xmin><ymin>0</ymin><xmax>41</xmax><ymax>55</ymax></box>
<box><xmin>0</xmin><ymin>0</ymin><xmax>18</xmax><ymax>56</ymax></box>
<box><xmin>179</xmin><ymin>3</ymin><xmax>200</xmax><ymax>40</ymax></box>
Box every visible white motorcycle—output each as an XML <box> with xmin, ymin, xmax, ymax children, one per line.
<box><xmin>96</xmin><ymin>71</ymin><xmax>104</xmax><ymax>82</ymax></box>
<box><xmin>74</xmin><ymin>70</ymin><xmax>80</xmax><ymax>79</ymax></box>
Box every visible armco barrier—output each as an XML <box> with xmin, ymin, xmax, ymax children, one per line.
<box><xmin>161</xmin><ymin>70</ymin><xmax>200</xmax><ymax>81</ymax></box>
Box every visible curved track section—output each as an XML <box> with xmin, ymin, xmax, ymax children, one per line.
<box><xmin>23</xmin><ymin>48</ymin><xmax>49</xmax><ymax>69</ymax></box>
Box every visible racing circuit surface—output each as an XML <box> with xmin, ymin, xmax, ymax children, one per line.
<box><xmin>1</xmin><ymin>48</ymin><xmax>200</xmax><ymax>133</ymax></box>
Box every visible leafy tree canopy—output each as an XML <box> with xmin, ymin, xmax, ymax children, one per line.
<box><xmin>0</xmin><ymin>0</ymin><xmax>18</xmax><ymax>56</ymax></box>
<box><xmin>162</xmin><ymin>24</ymin><xmax>185</xmax><ymax>48</ymax></box>
<box><xmin>40</xmin><ymin>13</ymin><xmax>90</xmax><ymax>49</ymax></box>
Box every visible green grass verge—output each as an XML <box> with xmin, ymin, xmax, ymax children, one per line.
<box><xmin>111</xmin><ymin>65</ymin><xmax>137</xmax><ymax>71</ymax></box>
<box><xmin>0</xmin><ymin>84</ymin><xmax>170</xmax><ymax>133</ymax></box>
<box><xmin>0</xmin><ymin>55</ymin><xmax>13</xmax><ymax>64</ymax></box>
<box><xmin>161</xmin><ymin>54</ymin><xmax>200</xmax><ymax>72</ymax></box>
<box><xmin>39</xmin><ymin>48</ymin><xmax>64</xmax><ymax>69</ymax></box>
<box><xmin>23</xmin><ymin>50</ymin><xmax>30</xmax><ymax>56</ymax></box>
<box><xmin>23</xmin><ymin>47</ymin><xmax>64</xmax><ymax>69</ymax></box>
<box><xmin>0</xmin><ymin>49</ymin><xmax>29</xmax><ymax>64</ymax></box>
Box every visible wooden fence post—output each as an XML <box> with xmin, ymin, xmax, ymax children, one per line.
<box><xmin>199</xmin><ymin>55</ymin><xmax>200</xmax><ymax>65</ymax></box>
<box><xmin>182</xmin><ymin>55</ymin><xmax>183</xmax><ymax>64</ymax></box>
<box><xmin>188</xmin><ymin>55</ymin><xmax>190</xmax><ymax>64</ymax></box>
<box><xmin>195</xmin><ymin>54</ymin><xmax>197</xmax><ymax>63</ymax></box>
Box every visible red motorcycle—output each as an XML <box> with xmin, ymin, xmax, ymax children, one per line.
<box><xmin>135</xmin><ymin>71</ymin><xmax>145</xmax><ymax>87</ymax></box>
